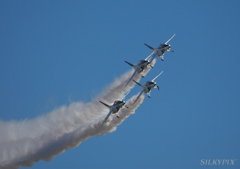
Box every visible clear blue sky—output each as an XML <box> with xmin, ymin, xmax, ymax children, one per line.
<box><xmin>1</xmin><ymin>0</ymin><xmax>240</xmax><ymax>169</ymax></box>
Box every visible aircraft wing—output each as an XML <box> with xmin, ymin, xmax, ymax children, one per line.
<box><xmin>102</xmin><ymin>108</ymin><xmax>113</xmax><ymax>126</ymax></box>
<box><xmin>133</xmin><ymin>90</ymin><xmax>144</xmax><ymax>105</ymax></box>
<box><xmin>145</xmin><ymin>50</ymin><xmax>156</xmax><ymax>62</ymax></box>
<box><xmin>126</xmin><ymin>68</ymin><xmax>139</xmax><ymax>86</ymax></box>
<box><xmin>144</xmin><ymin>43</ymin><xmax>155</xmax><ymax>50</ymax></box>
<box><xmin>99</xmin><ymin>101</ymin><xmax>111</xmax><ymax>108</ymax></box>
<box><xmin>124</xmin><ymin>61</ymin><xmax>136</xmax><ymax>68</ymax></box>
<box><xmin>133</xmin><ymin>79</ymin><xmax>144</xmax><ymax>88</ymax></box>
<box><xmin>152</xmin><ymin>71</ymin><xmax>163</xmax><ymax>81</ymax></box>
<box><xmin>165</xmin><ymin>34</ymin><xmax>176</xmax><ymax>44</ymax></box>
<box><xmin>149</xmin><ymin>54</ymin><xmax>157</xmax><ymax>63</ymax></box>
<box><xmin>121</xmin><ymin>91</ymin><xmax>130</xmax><ymax>100</ymax></box>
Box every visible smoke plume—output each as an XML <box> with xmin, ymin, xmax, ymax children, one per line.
<box><xmin>0</xmin><ymin>59</ymin><xmax>156</xmax><ymax>169</ymax></box>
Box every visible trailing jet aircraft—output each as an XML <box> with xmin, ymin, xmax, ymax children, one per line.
<box><xmin>99</xmin><ymin>92</ymin><xmax>129</xmax><ymax>126</ymax></box>
<box><xmin>124</xmin><ymin>59</ymin><xmax>153</xmax><ymax>86</ymax></box>
<box><xmin>145</xmin><ymin>34</ymin><xmax>175</xmax><ymax>61</ymax></box>
<box><xmin>133</xmin><ymin>71</ymin><xmax>163</xmax><ymax>104</ymax></box>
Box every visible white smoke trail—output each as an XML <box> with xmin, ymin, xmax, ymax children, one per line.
<box><xmin>0</xmin><ymin>59</ymin><xmax>156</xmax><ymax>169</ymax></box>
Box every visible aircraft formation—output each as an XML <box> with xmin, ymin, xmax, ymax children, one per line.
<box><xmin>99</xmin><ymin>34</ymin><xmax>176</xmax><ymax>126</ymax></box>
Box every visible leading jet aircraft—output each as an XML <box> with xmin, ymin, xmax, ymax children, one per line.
<box><xmin>99</xmin><ymin>92</ymin><xmax>129</xmax><ymax>126</ymax></box>
<box><xmin>145</xmin><ymin>34</ymin><xmax>175</xmax><ymax>62</ymax></box>
<box><xmin>132</xmin><ymin>71</ymin><xmax>163</xmax><ymax>104</ymax></box>
<box><xmin>124</xmin><ymin>58</ymin><xmax>153</xmax><ymax>86</ymax></box>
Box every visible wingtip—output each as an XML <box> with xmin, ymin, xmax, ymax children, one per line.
<box><xmin>125</xmin><ymin>79</ymin><xmax>131</xmax><ymax>87</ymax></box>
<box><xmin>132</xmin><ymin>79</ymin><xmax>138</xmax><ymax>84</ymax></box>
<box><xmin>132</xmin><ymin>99</ymin><xmax>137</xmax><ymax>105</ymax></box>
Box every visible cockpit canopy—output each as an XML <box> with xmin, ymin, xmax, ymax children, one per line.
<box><xmin>114</xmin><ymin>100</ymin><xmax>125</xmax><ymax>105</ymax></box>
<box><xmin>139</xmin><ymin>60</ymin><xmax>148</xmax><ymax>64</ymax></box>
<box><xmin>146</xmin><ymin>81</ymin><xmax>156</xmax><ymax>86</ymax></box>
<box><xmin>158</xmin><ymin>44</ymin><xmax>170</xmax><ymax>48</ymax></box>
<box><xmin>138</xmin><ymin>60</ymin><xmax>149</xmax><ymax>66</ymax></box>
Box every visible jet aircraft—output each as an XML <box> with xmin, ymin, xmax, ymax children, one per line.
<box><xmin>99</xmin><ymin>92</ymin><xmax>129</xmax><ymax>126</ymax></box>
<box><xmin>132</xmin><ymin>71</ymin><xmax>163</xmax><ymax>104</ymax></box>
<box><xmin>145</xmin><ymin>34</ymin><xmax>175</xmax><ymax>61</ymax></box>
<box><xmin>124</xmin><ymin>59</ymin><xmax>153</xmax><ymax>86</ymax></box>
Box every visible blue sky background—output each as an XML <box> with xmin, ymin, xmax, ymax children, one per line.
<box><xmin>1</xmin><ymin>0</ymin><xmax>240</xmax><ymax>169</ymax></box>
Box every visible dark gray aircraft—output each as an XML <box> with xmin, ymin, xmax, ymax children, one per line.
<box><xmin>145</xmin><ymin>34</ymin><xmax>175</xmax><ymax>61</ymax></box>
<box><xmin>133</xmin><ymin>71</ymin><xmax>163</xmax><ymax>104</ymax></box>
<box><xmin>124</xmin><ymin>59</ymin><xmax>152</xmax><ymax>86</ymax></box>
<box><xmin>99</xmin><ymin>92</ymin><xmax>129</xmax><ymax>126</ymax></box>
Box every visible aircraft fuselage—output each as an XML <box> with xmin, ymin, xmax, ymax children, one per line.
<box><xmin>112</xmin><ymin>100</ymin><xmax>125</xmax><ymax>113</ymax></box>
<box><xmin>137</xmin><ymin>60</ymin><xmax>149</xmax><ymax>72</ymax></box>
<box><xmin>156</xmin><ymin>44</ymin><xmax>170</xmax><ymax>55</ymax></box>
<box><xmin>143</xmin><ymin>81</ymin><xmax>156</xmax><ymax>93</ymax></box>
